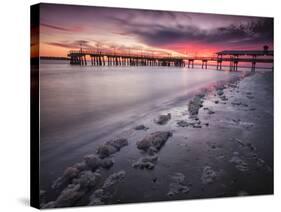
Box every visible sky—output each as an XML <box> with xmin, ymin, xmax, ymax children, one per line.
<box><xmin>37</xmin><ymin>3</ymin><xmax>273</xmax><ymax>57</ymax></box>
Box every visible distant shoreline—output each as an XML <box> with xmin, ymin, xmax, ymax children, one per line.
<box><xmin>40</xmin><ymin>56</ymin><xmax>70</xmax><ymax>60</ymax></box>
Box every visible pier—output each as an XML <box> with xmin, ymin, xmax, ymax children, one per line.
<box><xmin>68</xmin><ymin>49</ymin><xmax>185</xmax><ymax>67</ymax></box>
<box><xmin>215</xmin><ymin>46</ymin><xmax>273</xmax><ymax>72</ymax></box>
<box><xmin>68</xmin><ymin>46</ymin><xmax>273</xmax><ymax>72</ymax></box>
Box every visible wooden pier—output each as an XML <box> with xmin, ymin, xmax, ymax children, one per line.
<box><xmin>68</xmin><ymin>46</ymin><xmax>273</xmax><ymax>72</ymax></box>
<box><xmin>68</xmin><ymin>49</ymin><xmax>185</xmax><ymax>67</ymax></box>
<box><xmin>215</xmin><ymin>47</ymin><xmax>273</xmax><ymax>72</ymax></box>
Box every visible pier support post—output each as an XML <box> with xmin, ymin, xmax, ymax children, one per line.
<box><xmin>251</xmin><ymin>61</ymin><xmax>256</xmax><ymax>72</ymax></box>
<box><xmin>234</xmin><ymin>61</ymin><xmax>238</xmax><ymax>71</ymax></box>
<box><xmin>84</xmin><ymin>55</ymin><xmax>87</xmax><ymax>66</ymax></box>
<box><xmin>251</xmin><ymin>55</ymin><xmax>256</xmax><ymax>72</ymax></box>
<box><xmin>102</xmin><ymin>56</ymin><xmax>105</xmax><ymax>66</ymax></box>
<box><xmin>187</xmin><ymin>59</ymin><xmax>191</xmax><ymax>68</ymax></box>
<box><xmin>217</xmin><ymin>61</ymin><xmax>222</xmax><ymax>70</ymax></box>
<box><xmin>202</xmin><ymin>60</ymin><xmax>207</xmax><ymax>69</ymax></box>
<box><xmin>229</xmin><ymin>60</ymin><xmax>233</xmax><ymax>71</ymax></box>
<box><xmin>216</xmin><ymin>54</ymin><xmax>223</xmax><ymax>70</ymax></box>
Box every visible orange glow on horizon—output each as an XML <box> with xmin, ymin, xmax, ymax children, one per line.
<box><xmin>40</xmin><ymin>43</ymin><xmax>70</xmax><ymax>57</ymax></box>
<box><xmin>39</xmin><ymin>41</ymin><xmax>223</xmax><ymax>58</ymax></box>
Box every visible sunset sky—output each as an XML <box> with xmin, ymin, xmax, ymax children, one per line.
<box><xmin>38</xmin><ymin>3</ymin><xmax>273</xmax><ymax>57</ymax></box>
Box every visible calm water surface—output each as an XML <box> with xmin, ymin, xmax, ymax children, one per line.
<box><xmin>40</xmin><ymin>60</ymin><xmax>246</xmax><ymax>187</ymax></box>
<box><xmin>40</xmin><ymin>62</ymin><xmax>240</xmax><ymax>143</ymax></box>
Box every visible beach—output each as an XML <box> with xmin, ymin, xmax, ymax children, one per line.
<box><xmin>39</xmin><ymin>63</ymin><xmax>273</xmax><ymax>208</ymax></box>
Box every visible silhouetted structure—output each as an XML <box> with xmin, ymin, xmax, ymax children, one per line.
<box><xmin>68</xmin><ymin>47</ymin><xmax>273</xmax><ymax>72</ymax></box>
<box><xmin>68</xmin><ymin>49</ymin><xmax>185</xmax><ymax>67</ymax></box>
<box><xmin>216</xmin><ymin>49</ymin><xmax>273</xmax><ymax>71</ymax></box>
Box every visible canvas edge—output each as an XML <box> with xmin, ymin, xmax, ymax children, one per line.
<box><xmin>30</xmin><ymin>3</ymin><xmax>40</xmax><ymax>209</ymax></box>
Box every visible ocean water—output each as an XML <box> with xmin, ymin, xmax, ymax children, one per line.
<box><xmin>38</xmin><ymin>60</ymin><xmax>266</xmax><ymax>188</ymax></box>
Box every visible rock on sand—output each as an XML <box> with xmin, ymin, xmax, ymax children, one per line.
<box><xmin>188</xmin><ymin>94</ymin><xmax>204</xmax><ymax>117</ymax></box>
<box><xmin>201</xmin><ymin>166</ymin><xmax>217</xmax><ymax>184</ymax></box>
<box><xmin>136</xmin><ymin>131</ymin><xmax>173</xmax><ymax>152</ymax></box>
<box><xmin>167</xmin><ymin>173</ymin><xmax>190</xmax><ymax>196</ymax></box>
<box><xmin>89</xmin><ymin>171</ymin><xmax>126</xmax><ymax>205</ymax></box>
<box><xmin>97</xmin><ymin>138</ymin><xmax>128</xmax><ymax>159</ymax></box>
<box><xmin>155</xmin><ymin>113</ymin><xmax>171</xmax><ymax>125</ymax></box>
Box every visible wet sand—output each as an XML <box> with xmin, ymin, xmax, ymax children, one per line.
<box><xmin>41</xmin><ymin>71</ymin><xmax>273</xmax><ymax>208</ymax></box>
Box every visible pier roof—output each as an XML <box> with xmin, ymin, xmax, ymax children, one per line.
<box><xmin>216</xmin><ymin>50</ymin><xmax>273</xmax><ymax>56</ymax></box>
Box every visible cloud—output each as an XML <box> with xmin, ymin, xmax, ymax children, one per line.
<box><xmin>46</xmin><ymin>40</ymin><xmax>94</xmax><ymax>49</ymax></box>
<box><xmin>208</xmin><ymin>18</ymin><xmax>273</xmax><ymax>44</ymax></box>
<box><xmin>113</xmin><ymin>16</ymin><xmax>273</xmax><ymax>48</ymax></box>
<box><xmin>107</xmin><ymin>8</ymin><xmax>192</xmax><ymax>37</ymax></box>
<box><xmin>41</xmin><ymin>23</ymin><xmax>84</xmax><ymax>33</ymax></box>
